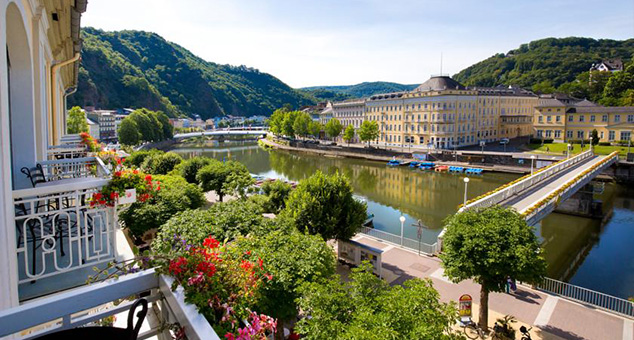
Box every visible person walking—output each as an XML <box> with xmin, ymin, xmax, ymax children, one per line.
<box><xmin>506</xmin><ymin>276</ymin><xmax>512</xmax><ymax>294</ymax></box>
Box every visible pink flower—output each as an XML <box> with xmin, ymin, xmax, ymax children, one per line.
<box><xmin>224</xmin><ymin>333</ymin><xmax>235</xmax><ymax>340</ymax></box>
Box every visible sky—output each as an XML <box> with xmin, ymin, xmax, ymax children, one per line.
<box><xmin>82</xmin><ymin>0</ymin><xmax>634</xmax><ymax>88</ymax></box>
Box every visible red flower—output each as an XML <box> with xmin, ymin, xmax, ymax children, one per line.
<box><xmin>240</xmin><ymin>260</ymin><xmax>253</xmax><ymax>271</ymax></box>
<box><xmin>94</xmin><ymin>193</ymin><xmax>103</xmax><ymax>200</ymax></box>
<box><xmin>145</xmin><ymin>174</ymin><xmax>152</xmax><ymax>182</ymax></box>
<box><xmin>168</xmin><ymin>257</ymin><xmax>187</xmax><ymax>275</ymax></box>
<box><xmin>258</xmin><ymin>258</ymin><xmax>263</xmax><ymax>270</ymax></box>
<box><xmin>133</xmin><ymin>169</ymin><xmax>139</xmax><ymax>174</ymax></box>
<box><xmin>264</xmin><ymin>273</ymin><xmax>273</xmax><ymax>281</ymax></box>
<box><xmin>203</xmin><ymin>236</ymin><xmax>220</xmax><ymax>249</ymax></box>
<box><xmin>225</xmin><ymin>333</ymin><xmax>235</xmax><ymax>340</ymax></box>
<box><xmin>196</xmin><ymin>261</ymin><xmax>217</xmax><ymax>277</ymax></box>
<box><xmin>114</xmin><ymin>171</ymin><xmax>122</xmax><ymax>178</ymax></box>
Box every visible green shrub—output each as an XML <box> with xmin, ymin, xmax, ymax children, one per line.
<box><xmin>152</xmin><ymin>199</ymin><xmax>268</xmax><ymax>254</ymax></box>
<box><xmin>142</xmin><ymin>152</ymin><xmax>183</xmax><ymax>174</ymax></box>
<box><xmin>179</xmin><ymin>157</ymin><xmax>212</xmax><ymax>184</ymax></box>
<box><xmin>120</xmin><ymin>175</ymin><xmax>205</xmax><ymax>239</ymax></box>
<box><xmin>599</xmin><ymin>142</ymin><xmax>612</xmax><ymax>146</ymax></box>
<box><xmin>260</xmin><ymin>180</ymin><xmax>293</xmax><ymax>213</ymax></box>
<box><xmin>197</xmin><ymin>160</ymin><xmax>254</xmax><ymax>202</ymax></box>
<box><xmin>126</xmin><ymin>149</ymin><xmax>163</xmax><ymax>168</ymax></box>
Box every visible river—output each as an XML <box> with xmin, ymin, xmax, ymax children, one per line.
<box><xmin>169</xmin><ymin>140</ymin><xmax>634</xmax><ymax>300</ymax></box>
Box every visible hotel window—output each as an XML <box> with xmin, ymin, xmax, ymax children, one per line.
<box><xmin>568</xmin><ymin>115</ymin><xmax>573</xmax><ymax>122</ymax></box>
<box><xmin>579</xmin><ymin>115</ymin><xmax>585</xmax><ymax>122</ymax></box>
<box><xmin>566</xmin><ymin>131</ymin><xmax>573</xmax><ymax>139</ymax></box>
<box><xmin>590</xmin><ymin>115</ymin><xmax>595</xmax><ymax>122</ymax></box>
<box><xmin>556</xmin><ymin>116</ymin><xmax>561</xmax><ymax>122</ymax></box>
<box><xmin>600</xmin><ymin>131</ymin><xmax>604</xmax><ymax>139</ymax></box>
<box><xmin>555</xmin><ymin>130</ymin><xmax>561</xmax><ymax>139</ymax></box>
<box><xmin>539</xmin><ymin>116</ymin><xmax>543</xmax><ymax>123</ymax></box>
<box><xmin>609</xmin><ymin>131</ymin><xmax>615</xmax><ymax>141</ymax></box>
<box><xmin>602</xmin><ymin>115</ymin><xmax>608</xmax><ymax>122</ymax></box>
<box><xmin>628</xmin><ymin>115</ymin><xmax>634</xmax><ymax>123</ymax></box>
<box><xmin>545</xmin><ymin>130</ymin><xmax>552</xmax><ymax>138</ymax></box>
<box><xmin>577</xmin><ymin>131</ymin><xmax>584</xmax><ymax>139</ymax></box>
<box><xmin>547</xmin><ymin>116</ymin><xmax>552</xmax><ymax>123</ymax></box>
<box><xmin>537</xmin><ymin>130</ymin><xmax>543</xmax><ymax>137</ymax></box>
<box><xmin>621</xmin><ymin>132</ymin><xmax>631</xmax><ymax>141</ymax></box>
<box><xmin>615</xmin><ymin>115</ymin><xmax>621</xmax><ymax>123</ymax></box>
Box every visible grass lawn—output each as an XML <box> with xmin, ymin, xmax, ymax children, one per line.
<box><xmin>526</xmin><ymin>143</ymin><xmax>632</xmax><ymax>157</ymax></box>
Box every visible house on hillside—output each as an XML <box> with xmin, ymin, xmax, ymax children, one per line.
<box><xmin>590</xmin><ymin>58</ymin><xmax>624</xmax><ymax>72</ymax></box>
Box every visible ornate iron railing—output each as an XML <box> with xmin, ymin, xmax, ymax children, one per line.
<box><xmin>13</xmin><ymin>179</ymin><xmax>114</xmax><ymax>284</ymax></box>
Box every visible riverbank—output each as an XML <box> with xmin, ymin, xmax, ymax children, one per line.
<box><xmin>260</xmin><ymin>137</ymin><xmax>532</xmax><ymax>174</ymax></box>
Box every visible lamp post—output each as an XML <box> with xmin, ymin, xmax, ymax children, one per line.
<box><xmin>567</xmin><ymin>143</ymin><xmax>572</xmax><ymax>159</ymax></box>
<box><xmin>530</xmin><ymin>155</ymin><xmax>536</xmax><ymax>175</ymax></box>
<box><xmin>463</xmin><ymin>177</ymin><xmax>470</xmax><ymax>207</ymax></box>
<box><xmin>399</xmin><ymin>215</ymin><xmax>406</xmax><ymax>246</ymax></box>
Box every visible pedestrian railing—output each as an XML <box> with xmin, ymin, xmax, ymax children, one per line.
<box><xmin>537</xmin><ymin>277</ymin><xmax>634</xmax><ymax>319</ymax></box>
<box><xmin>359</xmin><ymin>227</ymin><xmax>440</xmax><ymax>255</ymax></box>
<box><xmin>460</xmin><ymin>150</ymin><xmax>594</xmax><ymax>212</ymax></box>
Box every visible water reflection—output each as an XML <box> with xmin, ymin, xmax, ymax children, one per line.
<box><xmin>171</xmin><ymin>141</ymin><xmax>516</xmax><ymax>243</ymax></box>
<box><xmin>170</xmin><ymin>140</ymin><xmax>634</xmax><ymax>298</ymax></box>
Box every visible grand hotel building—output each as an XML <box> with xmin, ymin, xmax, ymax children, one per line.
<box><xmin>363</xmin><ymin>76</ymin><xmax>537</xmax><ymax>149</ymax></box>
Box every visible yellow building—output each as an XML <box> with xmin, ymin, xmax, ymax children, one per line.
<box><xmin>534</xmin><ymin>94</ymin><xmax>634</xmax><ymax>143</ymax></box>
<box><xmin>364</xmin><ymin>76</ymin><xmax>537</xmax><ymax>149</ymax></box>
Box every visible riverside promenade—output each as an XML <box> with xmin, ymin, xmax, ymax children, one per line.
<box><xmin>349</xmin><ymin>235</ymin><xmax>633</xmax><ymax>340</ymax></box>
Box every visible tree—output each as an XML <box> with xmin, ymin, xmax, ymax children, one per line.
<box><xmin>260</xmin><ymin>180</ymin><xmax>293</xmax><ymax>213</ymax></box>
<box><xmin>440</xmin><ymin>206</ymin><xmax>546</xmax><ymax>330</ymax></box>
<box><xmin>269</xmin><ymin>108</ymin><xmax>286</xmax><ymax>135</ymax></box>
<box><xmin>282</xmin><ymin>111</ymin><xmax>300</xmax><ymax>138</ymax></box>
<box><xmin>234</xmin><ymin>230</ymin><xmax>336</xmax><ymax>337</ymax></box>
<box><xmin>293</xmin><ymin>112</ymin><xmax>312</xmax><ymax>139</ymax></box>
<box><xmin>532</xmin><ymin>80</ymin><xmax>556</xmax><ymax>94</ymax></box>
<box><xmin>156</xmin><ymin>111</ymin><xmax>174</xmax><ymax>139</ymax></box>
<box><xmin>282</xmin><ymin>171</ymin><xmax>366</xmax><ymax>240</ymax></box>
<box><xmin>197</xmin><ymin>160</ymin><xmax>254</xmax><ymax>202</ymax></box>
<box><xmin>179</xmin><ymin>157</ymin><xmax>212</xmax><ymax>184</ymax></box>
<box><xmin>118</xmin><ymin>118</ymin><xmax>140</xmax><ymax>145</ymax></box>
<box><xmin>141</xmin><ymin>152</ymin><xmax>183</xmax><ymax>175</ymax></box>
<box><xmin>343</xmin><ymin>125</ymin><xmax>355</xmax><ymax>145</ymax></box>
<box><xmin>358</xmin><ymin>120</ymin><xmax>380</xmax><ymax>147</ymax></box>
<box><xmin>296</xmin><ymin>263</ymin><xmax>458</xmax><ymax>340</ymax></box>
<box><xmin>325</xmin><ymin>118</ymin><xmax>343</xmax><ymax>140</ymax></box>
<box><xmin>591</xmin><ymin>129</ymin><xmax>600</xmax><ymax>145</ymax></box>
<box><xmin>67</xmin><ymin>106</ymin><xmax>89</xmax><ymax>134</ymax></box>
<box><xmin>309</xmin><ymin>120</ymin><xmax>322</xmax><ymax>139</ymax></box>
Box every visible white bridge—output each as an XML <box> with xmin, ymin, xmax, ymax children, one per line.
<box><xmin>458</xmin><ymin>149</ymin><xmax>619</xmax><ymax>226</ymax></box>
<box><xmin>173</xmin><ymin>128</ymin><xmax>268</xmax><ymax>140</ymax></box>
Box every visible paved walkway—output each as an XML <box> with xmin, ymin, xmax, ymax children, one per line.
<box><xmin>350</xmin><ymin>235</ymin><xmax>633</xmax><ymax>340</ymax></box>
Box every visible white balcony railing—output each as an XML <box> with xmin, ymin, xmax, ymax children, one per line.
<box><xmin>13</xmin><ymin>157</ymin><xmax>113</xmax><ymax>292</ymax></box>
<box><xmin>47</xmin><ymin>144</ymin><xmax>87</xmax><ymax>160</ymax></box>
<box><xmin>0</xmin><ymin>269</ymin><xmax>221</xmax><ymax>340</ymax></box>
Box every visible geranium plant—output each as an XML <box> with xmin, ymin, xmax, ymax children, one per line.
<box><xmin>162</xmin><ymin>235</ymin><xmax>276</xmax><ymax>339</ymax></box>
<box><xmin>80</xmin><ymin>132</ymin><xmax>102</xmax><ymax>152</ymax></box>
<box><xmin>89</xmin><ymin>235</ymin><xmax>277</xmax><ymax>339</ymax></box>
<box><xmin>90</xmin><ymin>169</ymin><xmax>160</xmax><ymax>207</ymax></box>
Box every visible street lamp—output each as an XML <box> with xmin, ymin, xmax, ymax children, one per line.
<box><xmin>530</xmin><ymin>155</ymin><xmax>536</xmax><ymax>175</ymax></box>
<box><xmin>463</xmin><ymin>177</ymin><xmax>470</xmax><ymax>207</ymax></box>
<box><xmin>399</xmin><ymin>215</ymin><xmax>406</xmax><ymax>246</ymax></box>
<box><xmin>567</xmin><ymin>143</ymin><xmax>572</xmax><ymax>159</ymax></box>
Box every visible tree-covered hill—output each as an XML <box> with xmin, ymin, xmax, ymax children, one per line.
<box><xmin>68</xmin><ymin>28</ymin><xmax>315</xmax><ymax>118</ymax></box>
<box><xmin>301</xmin><ymin>82</ymin><xmax>419</xmax><ymax>99</ymax></box>
<box><xmin>453</xmin><ymin>37</ymin><xmax>634</xmax><ymax>89</ymax></box>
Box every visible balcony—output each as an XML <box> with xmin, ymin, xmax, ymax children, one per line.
<box><xmin>13</xmin><ymin>157</ymin><xmax>117</xmax><ymax>300</ymax></box>
<box><xmin>0</xmin><ymin>269</ymin><xmax>221</xmax><ymax>340</ymax></box>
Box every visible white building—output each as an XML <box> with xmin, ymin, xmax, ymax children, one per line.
<box><xmin>86</xmin><ymin>117</ymin><xmax>100</xmax><ymax>140</ymax></box>
<box><xmin>332</xmin><ymin>99</ymin><xmax>365</xmax><ymax>143</ymax></box>
<box><xmin>0</xmin><ymin>1</ymin><xmax>218</xmax><ymax>338</ymax></box>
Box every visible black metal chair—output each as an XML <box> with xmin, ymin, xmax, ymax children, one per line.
<box><xmin>34</xmin><ymin>298</ymin><xmax>149</xmax><ymax>340</ymax></box>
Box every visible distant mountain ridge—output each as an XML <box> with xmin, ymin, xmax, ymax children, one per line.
<box><xmin>69</xmin><ymin>28</ymin><xmax>315</xmax><ymax>118</ymax></box>
<box><xmin>300</xmin><ymin>82</ymin><xmax>419</xmax><ymax>100</ymax></box>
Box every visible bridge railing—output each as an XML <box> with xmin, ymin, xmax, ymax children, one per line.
<box><xmin>522</xmin><ymin>151</ymin><xmax>618</xmax><ymax>223</ymax></box>
<box><xmin>459</xmin><ymin>150</ymin><xmax>594</xmax><ymax>212</ymax></box>
<box><xmin>536</xmin><ymin>277</ymin><xmax>633</xmax><ymax>318</ymax></box>
<box><xmin>359</xmin><ymin>227</ymin><xmax>440</xmax><ymax>255</ymax></box>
